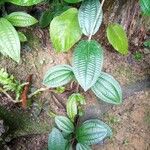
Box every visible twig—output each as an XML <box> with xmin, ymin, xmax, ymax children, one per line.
<box><xmin>28</xmin><ymin>87</ymin><xmax>50</xmax><ymax>99</ymax></box>
<box><xmin>0</xmin><ymin>87</ymin><xmax>16</xmax><ymax>103</ymax></box>
<box><xmin>101</xmin><ymin>0</ymin><xmax>106</xmax><ymax>7</ymax></box>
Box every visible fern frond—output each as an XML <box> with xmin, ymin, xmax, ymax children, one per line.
<box><xmin>0</xmin><ymin>68</ymin><xmax>23</xmax><ymax>101</ymax></box>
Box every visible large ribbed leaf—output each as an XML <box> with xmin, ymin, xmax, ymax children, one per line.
<box><xmin>91</xmin><ymin>72</ymin><xmax>122</xmax><ymax>105</ymax></box>
<box><xmin>50</xmin><ymin>8</ymin><xmax>82</xmax><ymax>52</ymax></box>
<box><xmin>55</xmin><ymin>116</ymin><xmax>74</xmax><ymax>134</ymax></box>
<box><xmin>78</xmin><ymin>0</ymin><xmax>103</xmax><ymax>37</ymax></box>
<box><xmin>106</xmin><ymin>23</ymin><xmax>128</xmax><ymax>55</ymax></box>
<box><xmin>83</xmin><ymin>119</ymin><xmax>112</xmax><ymax>137</ymax></box>
<box><xmin>48</xmin><ymin>128</ymin><xmax>67</xmax><ymax>150</ymax></box>
<box><xmin>5</xmin><ymin>12</ymin><xmax>38</xmax><ymax>27</ymax></box>
<box><xmin>140</xmin><ymin>0</ymin><xmax>150</xmax><ymax>16</ymax></box>
<box><xmin>7</xmin><ymin>0</ymin><xmax>43</xmax><ymax>6</ymax></box>
<box><xmin>0</xmin><ymin>18</ymin><xmax>20</xmax><ymax>63</ymax></box>
<box><xmin>76</xmin><ymin>143</ymin><xmax>91</xmax><ymax>150</ymax></box>
<box><xmin>76</xmin><ymin>119</ymin><xmax>109</xmax><ymax>145</ymax></box>
<box><xmin>64</xmin><ymin>0</ymin><xmax>82</xmax><ymax>3</ymax></box>
<box><xmin>72</xmin><ymin>40</ymin><xmax>103</xmax><ymax>91</ymax></box>
<box><xmin>43</xmin><ymin>65</ymin><xmax>74</xmax><ymax>88</ymax></box>
<box><xmin>67</xmin><ymin>93</ymin><xmax>85</xmax><ymax>122</ymax></box>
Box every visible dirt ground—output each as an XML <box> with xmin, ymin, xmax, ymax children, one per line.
<box><xmin>0</xmin><ymin>21</ymin><xmax>150</xmax><ymax>150</ymax></box>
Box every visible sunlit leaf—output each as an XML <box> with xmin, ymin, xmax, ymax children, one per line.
<box><xmin>50</xmin><ymin>8</ymin><xmax>82</xmax><ymax>52</ymax></box>
<box><xmin>106</xmin><ymin>23</ymin><xmax>128</xmax><ymax>55</ymax></box>
<box><xmin>5</xmin><ymin>12</ymin><xmax>38</xmax><ymax>27</ymax></box>
<box><xmin>64</xmin><ymin>0</ymin><xmax>82</xmax><ymax>3</ymax></box>
<box><xmin>18</xmin><ymin>31</ymin><xmax>27</xmax><ymax>42</ymax></box>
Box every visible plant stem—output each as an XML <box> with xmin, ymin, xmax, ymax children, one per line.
<box><xmin>0</xmin><ymin>87</ymin><xmax>17</xmax><ymax>103</ymax></box>
<box><xmin>28</xmin><ymin>87</ymin><xmax>50</xmax><ymax>98</ymax></box>
<box><xmin>101</xmin><ymin>0</ymin><xmax>106</xmax><ymax>7</ymax></box>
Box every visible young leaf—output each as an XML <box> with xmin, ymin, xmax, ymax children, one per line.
<box><xmin>91</xmin><ymin>72</ymin><xmax>122</xmax><ymax>105</ymax></box>
<box><xmin>76</xmin><ymin>143</ymin><xmax>91</xmax><ymax>150</ymax></box>
<box><xmin>83</xmin><ymin>119</ymin><xmax>112</xmax><ymax>137</ymax></box>
<box><xmin>43</xmin><ymin>65</ymin><xmax>74</xmax><ymax>88</ymax></box>
<box><xmin>72</xmin><ymin>40</ymin><xmax>103</xmax><ymax>91</ymax></box>
<box><xmin>55</xmin><ymin>116</ymin><xmax>74</xmax><ymax>134</ymax></box>
<box><xmin>50</xmin><ymin>8</ymin><xmax>82</xmax><ymax>52</ymax></box>
<box><xmin>5</xmin><ymin>12</ymin><xmax>38</xmax><ymax>27</ymax></box>
<box><xmin>64</xmin><ymin>0</ymin><xmax>82</xmax><ymax>3</ymax></box>
<box><xmin>78</xmin><ymin>0</ymin><xmax>103</xmax><ymax>37</ymax></box>
<box><xmin>76</xmin><ymin>119</ymin><xmax>109</xmax><ymax>145</ymax></box>
<box><xmin>0</xmin><ymin>18</ymin><xmax>20</xmax><ymax>63</ymax></box>
<box><xmin>18</xmin><ymin>31</ymin><xmax>27</xmax><ymax>42</ymax></box>
<box><xmin>140</xmin><ymin>0</ymin><xmax>150</xmax><ymax>16</ymax></box>
<box><xmin>48</xmin><ymin>128</ymin><xmax>67</xmax><ymax>150</ymax></box>
<box><xmin>6</xmin><ymin>0</ymin><xmax>43</xmax><ymax>6</ymax></box>
<box><xmin>67</xmin><ymin>93</ymin><xmax>85</xmax><ymax>122</ymax></box>
<box><xmin>106</xmin><ymin>23</ymin><xmax>128</xmax><ymax>55</ymax></box>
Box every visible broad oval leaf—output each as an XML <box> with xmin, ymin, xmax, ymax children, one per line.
<box><xmin>0</xmin><ymin>18</ymin><xmax>20</xmax><ymax>63</ymax></box>
<box><xmin>48</xmin><ymin>127</ymin><xmax>67</xmax><ymax>150</ymax></box>
<box><xmin>91</xmin><ymin>72</ymin><xmax>122</xmax><ymax>105</ymax></box>
<box><xmin>106</xmin><ymin>23</ymin><xmax>128</xmax><ymax>55</ymax></box>
<box><xmin>64</xmin><ymin>0</ymin><xmax>82</xmax><ymax>3</ymax></box>
<box><xmin>76</xmin><ymin>119</ymin><xmax>109</xmax><ymax>145</ymax></box>
<box><xmin>72</xmin><ymin>40</ymin><xmax>103</xmax><ymax>91</ymax></box>
<box><xmin>7</xmin><ymin>0</ymin><xmax>43</xmax><ymax>6</ymax></box>
<box><xmin>50</xmin><ymin>8</ymin><xmax>82</xmax><ymax>52</ymax></box>
<box><xmin>5</xmin><ymin>12</ymin><xmax>38</xmax><ymax>27</ymax></box>
<box><xmin>67</xmin><ymin>93</ymin><xmax>85</xmax><ymax>122</ymax></box>
<box><xmin>76</xmin><ymin>143</ymin><xmax>91</xmax><ymax>150</ymax></box>
<box><xmin>18</xmin><ymin>31</ymin><xmax>27</xmax><ymax>42</ymax></box>
<box><xmin>83</xmin><ymin>119</ymin><xmax>112</xmax><ymax>137</ymax></box>
<box><xmin>55</xmin><ymin>116</ymin><xmax>74</xmax><ymax>134</ymax></box>
<box><xmin>78</xmin><ymin>0</ymin><xmax>103</xmax><ymax>37</ymax></box>
<box><xmin>43</xmin><ymin>65</ymin><xmax>74</xmax><ymax>88</ymax></box>
<box><xmin>140</xmin><ymin>0</ymin><xmax>150</xmax><ymax>16</ymax></box>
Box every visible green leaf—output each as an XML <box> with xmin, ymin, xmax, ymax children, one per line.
<box><xmin>83</xmin><ymin>119</ymin><xmax>112</xmax><ymax>137</ymax></box>
<box><xmin>39</xmin><ymin>10</ymin><xmax>54</xmax><ymax>28</ymax></box>
<box><xmin>67</xmin><ymin>93</ymin><xmax>85</xmax><ymax>122</ymax></box>
<box><xmin>48</xmin><ymin>128</ymin><xmax>67</xmax><ymax>150</ymax></box>
<box><xmin>106</xmin><ymin>23</ymin><xmax>128</xmax><ymax>55</ymax></box>
<box><xmin>43</xmin><ymin>65</ymin><xmax>74</xmax><ymax>88</ymax></box>
<box><xmin>6</xmin><ymin>0</ymin><xmax>43</xmax><ymax>6</ymax></box>
<box><xmin>18</xmin><ymin>31</ymin><xmax>27</xmax><ymax>42</ymax></box>
<box><xmin>64</xmin><ymin>0</ymin><xmax>82</xmax><ymax>3</ymax></box>
<box><xmin>140</xmin><ymin>0</ymin><xmax>150</xmax><ymax>16</ymax></box>
<box><xmin>144</xmin><ymin>40</ymin><xmax>150</xmax><ymax>48</ymax></box>
<box><xmin>76</xmin><ymin>119</ymin><xmax>109</xmax><ymax>145</ymax></box>
<box><xmin>55</xmin><ymin>116</ymin><xmax>74</xmax><ymax>134</ymax></box>
<box><xmin>50</xmin><ymin>8</ymin><xmax>82</xmax><ymax>52</ymax></box>
<box><xmin>0</xmin><ymin>18</ymin><xmax>20</xmax><ymax>63</ymax></box>
<box><xmin>91</xmin><ymin>72</ymin><xmax>122</xmax><ymax>105</ymax></box>
<box><xmin>72</xmin><ymin>40</ymin><xmax>103</xmax><ymax>91</ymax></box>
<box><xmin>5</xmin><ymin>12</ymin><xmax>38</xmax><ymax>27</ymax></box>
<box><xmin>76</xmin><ymin>143</ymin><xmax>91</xmax><ymax>150</ymax></box>
<box><xmin>78</xmin><ymin>0</ymin><xmax>103</xmax><ymax>37</ymax></box>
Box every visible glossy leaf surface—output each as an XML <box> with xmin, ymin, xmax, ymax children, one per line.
<box><xmin>6</xmin><ymin>12</ymin><xmax>38</xmax><ymax>27</ymax></box>
<box><xmin>73</xmin><ymin>40</ymin><xmax>103</xmax><ymax>91</ymax></box>
<box><xmin>55</xmin><ymin>116</ymin><xmax>74</xmax><ymax>134</ymax></box>
<box><xmin>0</xmin><ymin>18</ymin><xmax>20</xmax><ymax>62</ymax></box>
<box><xmin>78</xmin><ymin>0</ymin><xmax>103</xmax><ymax>36</ymax></box>
<box><xmin>50</xmin><ymin>8</ymin><xmax>82</xmax><ymax>52</ymax></box>
<box><xmin>76</xmin><ymin>143</ymin><xmax>91</xmax><ymax>150</ymax></box>
<box><xmin>140</xmin><ymin>0</ymin><xmax>150</xmax><ymax>16</ymax></box>
<box><xmin>43</xmin><ymin>65</ymin><xmax>74</xmax><ymax>88</ymax></box>
<box><xmin>91</xmin><ymin>72</ymin><xmax>122</xmax><ymax>105</ymax></box>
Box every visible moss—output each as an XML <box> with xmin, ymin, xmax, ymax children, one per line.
<box><xmin>0</xmin><ymin>106</ymin><xmax>51</xmax><ymax>139</ymax></box>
